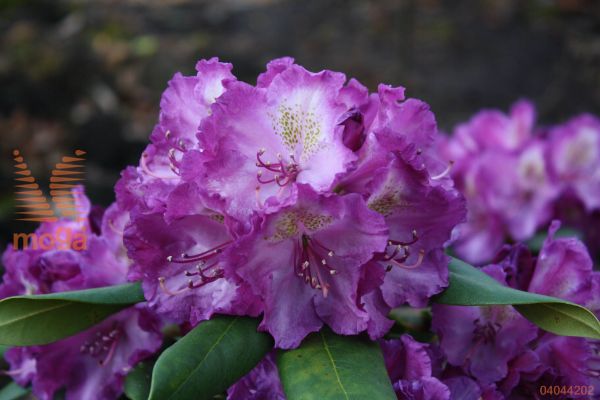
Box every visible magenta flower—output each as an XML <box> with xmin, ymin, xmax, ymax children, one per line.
<box><xmin>443</xmin><ymin>100</ymin><xmax>535</xmax><ymax>161</ymax></box>
<box><xmin>381</xmin><ymin>335</ymin><xmax>451</xmax><ymax>400</ymax></box>
<box><xmin>0</xmin><ymin>189</ymin><xmax>162</xmax><ymax>400</ymax></box>
<box><xmin>440</xmin><ymin>100</ymin><xmax>558</xmax><ymax>264</ymax></box>
<box><xmin>442</xmin><ymin>377</ymin><xmax>503</xmax><ymax>400</ymax></box>
<box><xmin>124</xmin><ymin>182</ymin><xmax>261</xmax><ymax>325</ymax></box>
<box><xmin>526</xmin><ymin>221</ymin><xmax>596</xmax><ymax>304</ymax></box>
<box><xmin>332</xmin><ymin>85</ymin><xmax>465</xmax><ymax>336</ymax></box>
<box><xmin>367</xmin><ymin>154</ymin><xmax>466</xmax><ymax>310</ymax></box>
<box><xmin>1</xmin><ymin>187</ymin><xmax>126</xmax><ymax>296</ymax></box>
<box><xmin>431</xmin><ymin>265</ymin><xmax>538</xmax><ymax>384</ymax></box>
<box><xmin>119</xmin><ymin>57</ymin><xmax>466</xmax><ymax>349</ymax></box>
<box><xmin>548</xmin><ymin>114</ymin><xmax>600</xmax><ymax>211</ymax></box>
<box><xmin>433</xmin><ymin>225</ymin><xmax>600</xmax><ymax>397</ymax></box>
<box><xmin>116</xmin><ymin>57</ymin><xmax>235</xmax><ymax>213</ymax></box>
<box><xmin>6</xmin><ymin>307</ymin><xmax>161</xmax><ymax>400</ymax></box>
<box><xmin>226</xmin><ymin>353</ymin><xmax>285</xmax><ymax>400</ymax></box>
<box><xmin>192</xmin><ymin>59</ymin><xmax>356</xmax><ymax>220</ymax></box>
<box><xmin>230</xmin><ymin>185</ymin><xmax>388</xmax><ymax>348</ymax></box>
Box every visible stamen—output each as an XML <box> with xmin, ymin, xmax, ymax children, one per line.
<box><xmin>258</xmin><ymin>173</ymin><xmax>278</xmax><ymax>184</ymax></box>
<box><xmin>158</xmin><ymin>277</ymin><xmax>189</xmax><ymax>296</ymax></box>
<box><xmin>166</xmin><ymin>241</ymin><xmax>231</xmax><ymax>264</ymax></box>
<box><xmin>107</xmin><ymin>219</ymin><xmax>124</xmax><ymax>236</ymax></box>
<box><xmin>255</xmin><ymin>185</ymin><xmax>263</xmax><ymax>208</ymax></box>
<box><xmin>388</xmin><ymin>230</ymin><xmax>418</xmax><ymax>247</ymax></box>
<box><xmin>587</xmin><ymin>369</ymin><xmax>600</xmax><ymax>378</ymax></box>
<box><xmin>255</xmin><ymin>148</ymin><xmax>299</xmax><ymax>188</ymax></box>
<box><xmin>431</xmin><ymin>160</ymin><xmax>454</xmax><ymax>180</ymax></box>
<box><xmin>140</xmin><ymin>153</ymin><xmax>178</xmax><ymax>180</ymax></box>
<box><xmin>79</xmin><ymin>324</ymin><xmax>121</xmax><ymax>366</ymax></box>
<box><xmin>391</xmin><ymin>249</ymin><xmax>425</xmax><ymax>269</ymax></box>
<box><xmin>1</xmin><ymin>367</ymin><xmax>29</xmax><ymax>377</ymax></box>
<box><xmin>99</xmin><ymin>332</ymin><xmax>119</xmax><ymax>366</ymax></box>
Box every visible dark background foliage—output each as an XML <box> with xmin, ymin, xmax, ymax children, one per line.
<box><xmin>1</xmin><ymin>0</ymin><xmax>599</xmax><ymax>247</ymax></box>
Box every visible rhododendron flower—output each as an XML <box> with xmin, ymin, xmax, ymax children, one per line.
<box><xmin>193</xmin><ymin>62</ymin><xmax>356</xmax><ymax>220</ymax></box>
<box><xmin>1</xmin><ymin>187</ymin><xmax>126</xmax><ymax>296</ymax></box>
<box><xmin>365</xmin><ymin>153</ymin><xmax>465</xmax><ymax>310</ymax></box>
<box><xmin>381</xmin><ymin>335</ymin><xmax>451</xmax><ymax>400</ymax></box>
<box><xmin>432</xmin><ymin>224</ymin><xmax>600</xmax><ymax>397</ymax></box>
<box><xmin>116</xmin><ymin>58</ymin><xmax>235</xmax><ymax>213</ymax></box>
<box><xmin>0</xmin><ymin>189</ymin><xmax>162</xmax><ymax>400</ymax></box>
<box><xmin>6</xmin><ymin>307</ymin><xmax>161</xmax><ymax>400</ymax></box>
<box><xmin>124</xmin><ymin>182</ymin><xmax>261</xmax><ymax>325</ymax></box>
<box><xmin>226</xmin><ymin>353</ymin><xmax>285</xmax><ymax>400</ymax></box>
<box><xmin>120</xmin><ymin>57</ymin><xmax>466</xmax><ymax>349</ymax></box>
<box><xmin>442</xmin><ymin>377</ymin><xmax>503</xmax><ymax>400</ymax></box>
<box><xmin>333</xmin><ymin>97</ymin><xmax>465</xmax><ymax>338</ymax></box>
<box><xmin>440</xmin><ymin>100</ymin><xmax>559</xmax><ymax>264</ymax></box>
<box><xmin>231</xmin><ymin>185</ymin><xmax>388</xmax><ymax>348</ymax></box>
<box><xmin>548</xmin><ymin>114</ymin><xmax>600</xmax><ymax>211</ymax></box>
<box><xmin>432</xmin><ymin>264</ymin><xmax>538</xmax><ymax>384</ymax></box>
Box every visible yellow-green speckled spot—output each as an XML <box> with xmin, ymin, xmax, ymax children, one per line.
<box><xmin>269</xmin><ymin>212</ymin><xmax>300</xmax><ymax>241</ymax></box>
<box><xmin>209</xmin><ymin>213</ymin><xmax>225</xmax><ymax>224</ymax></box>
<box><xmin>301</xmin><ymin>212</ymin><xmax>333</xmax><ymax>231</ymax></box>
<box><xmin>368</xmin><ymin>187</ymin><xmax>410</xmax><ymax>216</ymax></box>
<box><xmin>269</xmin><ymin>102</ymin><xmax>322</xmax><ymax>159</ymax></box>
<box><xmin>267</xmin><ymin>210</ymin><xmax>333</xmax><ymax>241</ymax></box>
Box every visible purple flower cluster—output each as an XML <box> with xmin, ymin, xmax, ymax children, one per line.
<box><xmin>372</xmin><ymin>223</ymin><xmax>599</xmax><ymax>400</ymax></box>
<box><xmin>4</xmin><ymin>57</ymin><xmax>600</xmax><ymax>400</ymax></box>
<box><xmin>118</xmin><ymin>57</ymin><xmax>466</xmax><ymax>348</ymax></box>
<box><xmin>440</xmin><ymin>101</ymin><xmax>600</xmax><ymax>264</ymax></box>
<box><xmin>0</xmin><ymin>188</ymin><xmax>163</xmax><ymax>400</ymax></box>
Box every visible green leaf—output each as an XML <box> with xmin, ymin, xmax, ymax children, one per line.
<box><xmin>434</xmin><ymin>257</ymin><xmax>600</xmax><ymax>339</ymax></box>
<box><xmin>387</xmin><ymin>307</ymin><xmax>433</xmax><ymax>342</ymax></box>
<box><xmin>125</xmin><ymin>361</ymin><xmax>154</xmax><ymax>400</ymax></box>
<box><xmin>0</xmin><ymin>282</ymin><xmax>144</xmax><ymax>346</ymax></box>
<box><xmin>0</xmin><ymin>345</ymin><xmax>9</xmax><ymax>360</ymax></box>
<box><xmin>148</xmin><ymin>316</ymin><xmax>273</xmax><ymax>400</ymax></box>
<box><xmin>0</xmin><ymin>382</ymin><xmax>28</xmax><ymax>400</ymax></box>
<box><xmin>277</xmin><ymin>329</ymin><xmax>396</xmax><ymax>400</ymax></box>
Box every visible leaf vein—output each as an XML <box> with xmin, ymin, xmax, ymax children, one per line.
<box><xmin>0</xmin><ymin>302</ymin><xmax>70</xmax><ymax>327</ymax></box>
<box><xmin>320</xmin><ymin>331</ymin><xmax>350</xmax><ymax>400</ymax></box>
<box><xmin>166</xmin><ymin>317</ymin><xmax>239</xmax><ymax>400</ymax></box>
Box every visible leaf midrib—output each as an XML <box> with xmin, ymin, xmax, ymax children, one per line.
<box><xmin>0</xmin><ymin>301</ymin><xmax>70</xmax><ymax>328</ymax></box>
<box><xmin>165</xmin><ymin>317</ymin><xmax>239</xmax><ymax>400</ymax></box>
<box><xmin>320</xmin><ymin>331</ymin><xmax>350</xmax><ymax>400</ymax></box>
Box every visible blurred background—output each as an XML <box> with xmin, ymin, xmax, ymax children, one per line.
<box><xmin>1</xmin><ymin>0</ymin><xmax>599</xmax><ymax>246</ymax></box>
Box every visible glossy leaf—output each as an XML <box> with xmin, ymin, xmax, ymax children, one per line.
<box><xmin>125</xmin><ymin>361</ymin><xmax>153</xmax><ymax>400</ymax></box>
<box><xmin>0</xmin><ymin>282</ymin><xmax>144</xmax><ymax>345</ymax></box>
<box><xmin>434</xmin><ymin>258</ymin><xmax>600</xmax><ymax>339</ymax></box>
<box><xmin>277</xmin><ymin>329</ymin><xmax>396</xmax><ymax>400</ymax></box>
<box><xmin>0</xmin><ymin>382</ymin><xmax>28</xmax><ymax>400</ymax></box>
<box><xmin>148</xmin><ymin>316</ymin><xmax>273</xmax><ymax>400</ymax></box>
